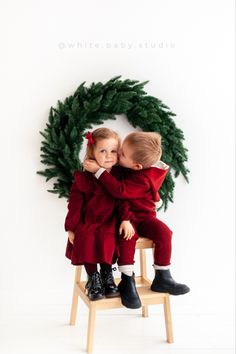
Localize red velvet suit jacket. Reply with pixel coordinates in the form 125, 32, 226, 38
96, 162, 169, 221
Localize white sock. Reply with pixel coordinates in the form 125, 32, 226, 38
153, 264, 170, 270
118, 265, 134, 276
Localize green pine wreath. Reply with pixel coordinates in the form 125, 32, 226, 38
37, 76, 189, 210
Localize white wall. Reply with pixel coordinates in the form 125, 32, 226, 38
0, 0, 234, 315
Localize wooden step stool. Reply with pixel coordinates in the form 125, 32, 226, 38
69, 237, 174, 352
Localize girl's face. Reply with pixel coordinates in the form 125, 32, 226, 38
93, 138, 119, 169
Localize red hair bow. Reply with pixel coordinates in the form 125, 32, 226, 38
85, 131, 95, 145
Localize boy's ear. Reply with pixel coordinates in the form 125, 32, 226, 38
133, 163, 143, 170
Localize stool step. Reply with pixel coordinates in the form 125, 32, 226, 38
113, 275, 151, 286
76, 281, 167, 310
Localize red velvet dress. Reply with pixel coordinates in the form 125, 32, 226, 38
64, 167, 131, 265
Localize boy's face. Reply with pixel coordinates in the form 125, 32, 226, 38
119, 141, 142, 169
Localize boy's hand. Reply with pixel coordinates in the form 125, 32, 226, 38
83, 159, 100, 173
119, 220, 135, 240
155, 199, 163, 209
68, 231, 75, 244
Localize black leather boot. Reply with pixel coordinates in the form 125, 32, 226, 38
85, 271, 105, 301
100, 267, 119, 298
151, 269, 190, 295
118, 273, 141, 309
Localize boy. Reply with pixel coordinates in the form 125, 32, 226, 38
84, 131, 190, 309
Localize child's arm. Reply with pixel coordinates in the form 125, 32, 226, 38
64, 174, 85, 233
96, 170, 150, 199
68, 230, 75, 244
96, 162, 169, 199
83, 159, 168, 199
116, 199, 135, 240
116, 199, 133, 221
83, 159, 148, 199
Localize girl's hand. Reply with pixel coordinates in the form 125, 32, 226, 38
119, 220, 135, 240
83, 159, 100, 173
68, 231, 75, 244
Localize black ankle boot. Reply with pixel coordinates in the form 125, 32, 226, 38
85, 271, 105, 301
100, 267, 119, 298
118, 273, 141, 309
151, 269, 190, 295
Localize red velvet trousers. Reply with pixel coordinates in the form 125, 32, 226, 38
117, 216, 173, 266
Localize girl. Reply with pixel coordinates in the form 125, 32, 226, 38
64, 128, 134, 301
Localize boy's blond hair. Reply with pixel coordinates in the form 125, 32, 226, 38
124, 131, 162, 168
85, 127, 120, 160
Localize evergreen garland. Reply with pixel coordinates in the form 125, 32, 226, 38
37, 76, 189, 210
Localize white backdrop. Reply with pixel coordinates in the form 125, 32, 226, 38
0, 0, 234, 318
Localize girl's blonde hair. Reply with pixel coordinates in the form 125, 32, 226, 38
124, 131, 162, 168
85, 127, 120, 160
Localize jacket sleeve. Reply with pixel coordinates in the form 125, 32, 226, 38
97, 171, 150, 199
115, 199, 134, 221
64, 178, 85, 232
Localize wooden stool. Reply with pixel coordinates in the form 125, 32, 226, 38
69, 237, 174, 352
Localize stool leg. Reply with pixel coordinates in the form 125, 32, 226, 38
142, 305, 149, 317
69, 266, 82, 325
139, 248, 149, 318
87, 304, 96, 353
163, 294, 174, 343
